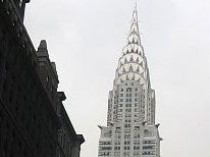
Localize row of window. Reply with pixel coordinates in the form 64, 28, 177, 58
119, 93, 141, 97
118, 103, 145, 108
115, 125, 141, 133
113, 151, 144, 156
100, 150, 156, 157
114, 145, 140, 150
118, 108, 142, 112
120, 87, 139, 92
98, 152, 110, 156
116, 125, 140, 130
142, 151, 156, 155
119, 98, 139, 102
102, 150, 156, 157
143, 145, 155, 149
100, 147, 112, 151
99, 141, 111, 145
115, 134, 141, 139
143, 140, 156, 144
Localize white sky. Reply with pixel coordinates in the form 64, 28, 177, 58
24, 0, 210, 157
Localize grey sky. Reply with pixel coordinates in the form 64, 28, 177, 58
25, 0, 210, 157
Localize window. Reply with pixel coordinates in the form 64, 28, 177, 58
144, 130, 153, 137
124, 134, 130, 138
123, 152, 129, 156
125, 119, 131, 122
126, 99, 132, 102
126, 104, 131, 107
143, 140, 156, 144
126, 88, 132, 92
115, 129, 121, 133
134, 140, 140, 145
124, 146, 130, 150
125, 114, 131, 117
114, 152, 120, 156
134, 151, 140, 155
134, 146, 140, 150
126, 93, 132, 97
125, 124, 131, 128
143, 146, 154, 149
124, 141, 130, 145
134, 134, 140, 138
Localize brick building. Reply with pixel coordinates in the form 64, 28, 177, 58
0, 0, 84, 157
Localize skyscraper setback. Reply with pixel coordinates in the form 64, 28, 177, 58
98, 6, 161, 157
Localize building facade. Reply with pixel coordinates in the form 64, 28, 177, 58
0, 0, 84, 157
98, 7, 162, 157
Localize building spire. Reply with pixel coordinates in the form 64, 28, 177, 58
127, 1, 141, 46
133, 0, 138, 23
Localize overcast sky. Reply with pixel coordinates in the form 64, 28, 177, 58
24, 0, 210, 157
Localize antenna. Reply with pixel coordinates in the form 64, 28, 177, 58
132, 0, 139, 23
134, 0, 138, 11
133, 0, 139, 11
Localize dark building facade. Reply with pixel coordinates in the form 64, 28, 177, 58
0, 1, 84, 157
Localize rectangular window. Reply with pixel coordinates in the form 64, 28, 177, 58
126, 104, 131, 107
126, 99, 132, 102
134, 146, 140, 150
125, 124, 131, 128
126, 93, 132, 97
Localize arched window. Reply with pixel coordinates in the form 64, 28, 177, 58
126, 88, 132, 92
144, 130, 153, 137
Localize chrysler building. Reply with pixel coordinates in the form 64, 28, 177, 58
98, 5, 162, 157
